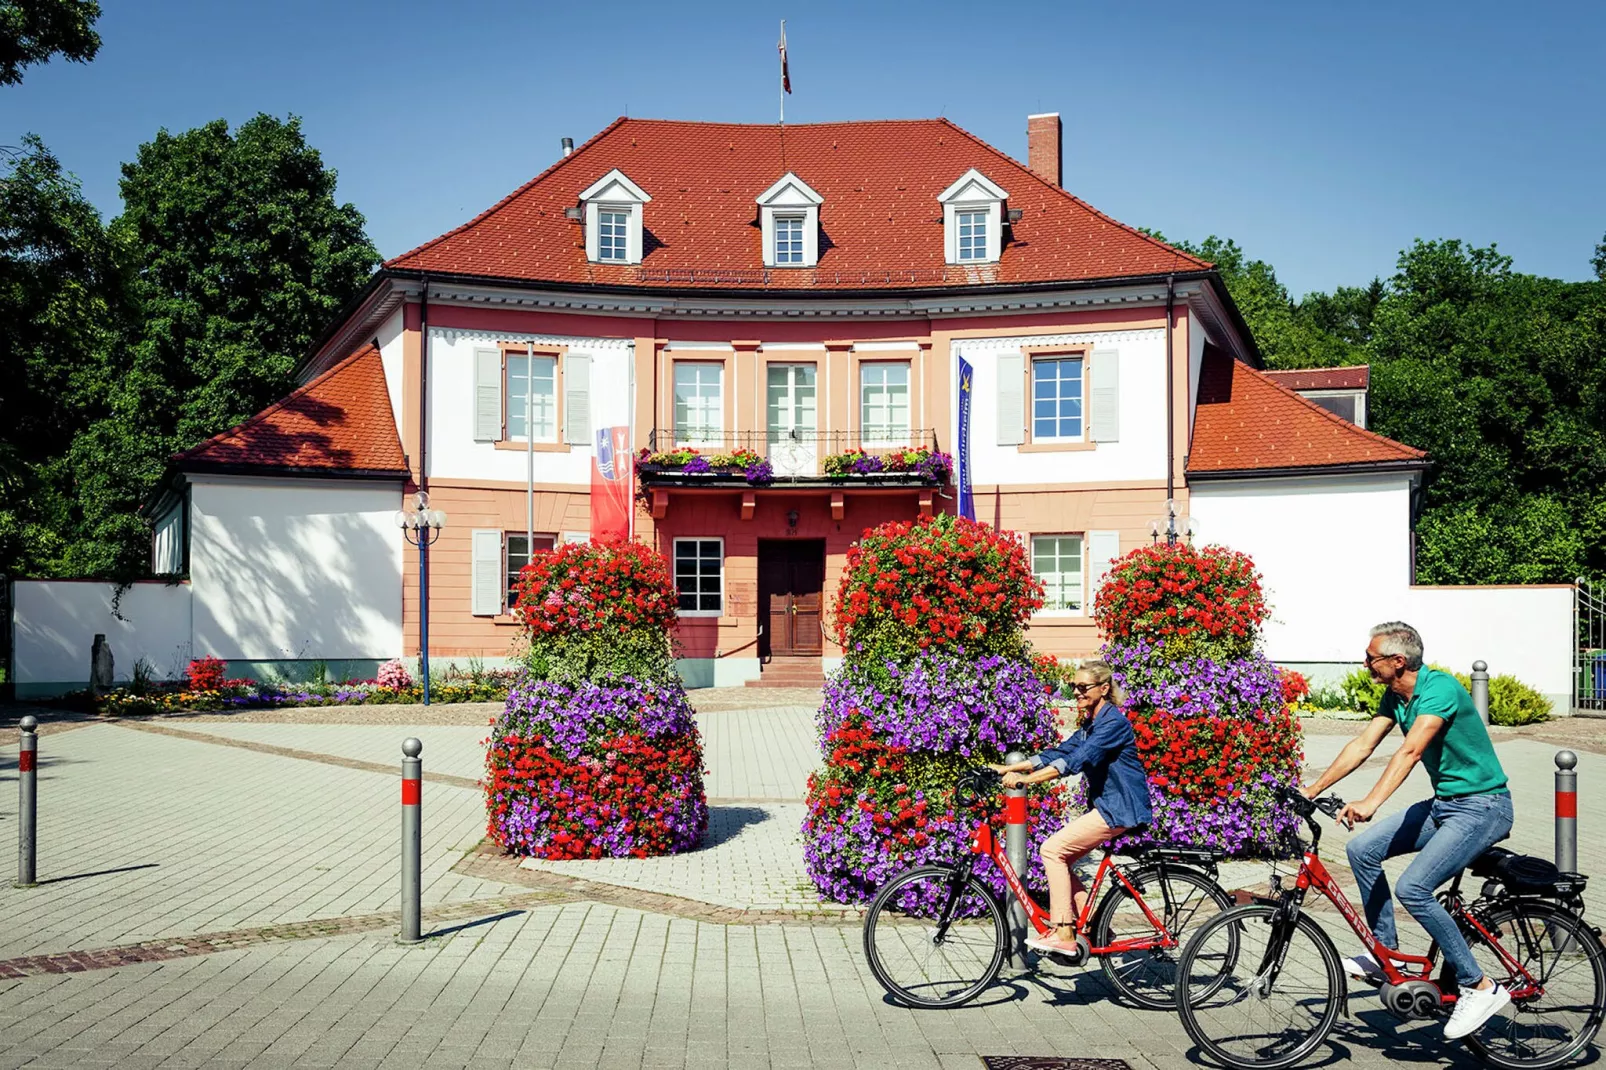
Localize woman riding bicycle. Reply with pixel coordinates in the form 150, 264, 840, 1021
989, 659, 1151, 957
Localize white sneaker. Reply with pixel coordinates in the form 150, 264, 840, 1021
1342, 952, 1382, 979
1444, 981, 1511, 1041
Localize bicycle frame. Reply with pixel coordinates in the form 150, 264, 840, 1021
1284, 817, 1544, 1003
967, 819, 1177, 955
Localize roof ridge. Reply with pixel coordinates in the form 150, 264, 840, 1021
1239, 358, 1422, 459
386, 116, 630, 269
934, 119, 1211, 272
174, 344, 381, 461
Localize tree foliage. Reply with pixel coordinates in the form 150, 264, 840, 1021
0, 0, 100, 85
0, 116, 378, 579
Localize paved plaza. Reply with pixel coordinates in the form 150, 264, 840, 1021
0, 696, 1602, 1069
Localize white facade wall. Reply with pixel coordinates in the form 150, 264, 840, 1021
425, 327, 634, 485
374, 307, 407, 442
188, 477, 404, 661
1190, 475, 1574, 707
13, 580, 193, 690
955, 329, 1167, 485
152, 501, 184, 574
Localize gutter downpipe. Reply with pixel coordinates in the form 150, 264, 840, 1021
418, 277, 430, 697
1165, 274, 1176, 537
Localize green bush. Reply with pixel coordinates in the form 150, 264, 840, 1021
1304, 683, 1351, 710
1486, 674, 1552, 725
1340, 667, 1386, 713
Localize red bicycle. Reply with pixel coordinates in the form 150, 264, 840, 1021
862, 767, 1235, 1009
1175, 787, 1605, 1069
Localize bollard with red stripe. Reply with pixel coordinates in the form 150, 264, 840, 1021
1003, 749, 1029, 958
17, 715, 37, 887
1556, 750, 1578, 875
400, 737, 423, 943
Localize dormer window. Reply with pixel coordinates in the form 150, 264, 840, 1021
956, 210, 988, 262
938, 168, 1008, 265
757, 172, 823, 268
579, 168, 651, 265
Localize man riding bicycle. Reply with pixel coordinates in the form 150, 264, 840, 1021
1301, 621, 1513, 1041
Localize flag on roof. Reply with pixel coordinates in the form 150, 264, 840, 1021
778, 21, 791, 94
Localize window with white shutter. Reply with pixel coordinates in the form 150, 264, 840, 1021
996, 352, 1024, 446
1089, 348, 1120, 443
564, 353, 591, 446
1088, 530, 1122, 606
470, 529, 505, 616
473, 349, 502, 442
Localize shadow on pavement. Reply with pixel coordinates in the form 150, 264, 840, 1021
36, 862, 161, 885
701, 805, 771, 849
425, 909, 525, 939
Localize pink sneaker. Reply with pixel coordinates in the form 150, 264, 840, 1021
1025, 931, 1082, 955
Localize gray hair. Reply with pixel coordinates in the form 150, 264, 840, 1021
1370, 621, 1424, 670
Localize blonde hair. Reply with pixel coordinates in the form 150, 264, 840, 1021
1076, 659, 1126, 710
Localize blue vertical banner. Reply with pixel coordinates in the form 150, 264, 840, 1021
957, 354, 975, 521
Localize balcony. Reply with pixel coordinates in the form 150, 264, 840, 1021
637, 430, 951, 520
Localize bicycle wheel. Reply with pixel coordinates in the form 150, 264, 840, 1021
862, 864, 1008, 1009
1176, 902, 1344, 1070
1458, 900, 1605, 1069
1092, 865, 1235, 1009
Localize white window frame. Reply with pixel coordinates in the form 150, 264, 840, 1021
773, 214, 805, 265
673, 537, 724, 617
956, 209, 988, 262
504, 352, 558, 442
757, 172, 823, 268
938, 168, 1008, 265
505, 531, 557, 611
1031, 355, 1086, 443
1032, 534, 1086, 616
859, 361, 911, 447
673, 362, 725, 447
596, 208, 630, 262
579, 168, 651, 264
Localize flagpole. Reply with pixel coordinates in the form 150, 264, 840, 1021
779, 19, 786, 124
526, 342, 534, 558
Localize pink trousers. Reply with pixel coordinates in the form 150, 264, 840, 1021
1040, 809, 1126, 926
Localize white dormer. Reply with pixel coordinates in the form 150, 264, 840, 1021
938, 168, 1008, 265
756, 172, 823, 268
579, 168, 651, 265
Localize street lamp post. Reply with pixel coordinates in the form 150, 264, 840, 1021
395, 491, 447, 705
1147, 499, 1196, 546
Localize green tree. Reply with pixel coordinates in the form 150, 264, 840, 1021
0, 0, 100, 85
0, 135, 125, 575
65, 114, 379, 576
1593, 232, 1605, 281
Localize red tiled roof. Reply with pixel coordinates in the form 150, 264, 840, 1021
174, 345, 407, 475
1189, 349, 1423, 475
1261, 365, 1370, 392
386, 118, 1207, 290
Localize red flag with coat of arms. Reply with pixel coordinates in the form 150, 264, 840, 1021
590, 426, 633, 540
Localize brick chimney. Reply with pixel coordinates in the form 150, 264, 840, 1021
1027, 112, 1062, 187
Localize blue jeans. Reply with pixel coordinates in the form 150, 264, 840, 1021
1344, 791, 1513, 986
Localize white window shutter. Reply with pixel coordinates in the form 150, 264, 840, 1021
471, 529, 504, 616
1090, 347, 1120, 443
996, 353, 1024, 446
565, 353, 592, 446
1088, 530, 1122, 606
473, 348, 502, 442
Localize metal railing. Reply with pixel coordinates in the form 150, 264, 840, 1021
642, 429, 941, 479
1577, 577, 1605, 713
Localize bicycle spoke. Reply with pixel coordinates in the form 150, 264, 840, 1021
863, 866, 1006, 1008
1463, 903, 1606, 1069
1095, 868, 1230, 1010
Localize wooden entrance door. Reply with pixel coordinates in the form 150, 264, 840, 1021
758, 540, 825, 658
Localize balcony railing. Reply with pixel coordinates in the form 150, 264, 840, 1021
639, 428, 947, 484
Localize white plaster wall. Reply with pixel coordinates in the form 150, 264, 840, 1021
1187, 309, 1207, 433
956, 329, 1167, 485
152, 502, 184, 574
425, 327, 634, 484
13, 581, 193, 686
374, 307, 406, 444
188, 477, 404, 661
1190, 475, 1574, 704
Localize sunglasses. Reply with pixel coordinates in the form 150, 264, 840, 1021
1362, 651, 1401, 667
1071, 682, 1106, 694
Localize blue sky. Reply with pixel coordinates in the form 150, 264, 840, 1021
6, 0, 1603, 297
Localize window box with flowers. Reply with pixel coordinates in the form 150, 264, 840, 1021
636, 447, 774, 484
820, 446, 953, 484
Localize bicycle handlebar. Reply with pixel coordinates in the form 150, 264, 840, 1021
1276, 785, 1346, 849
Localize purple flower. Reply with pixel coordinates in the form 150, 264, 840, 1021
682, 456, 712, 474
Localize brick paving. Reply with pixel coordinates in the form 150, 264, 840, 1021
0, 695, 1602, 1068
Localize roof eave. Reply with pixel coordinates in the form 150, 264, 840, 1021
174, 460, 412, 481
1186, 457, 1431, 482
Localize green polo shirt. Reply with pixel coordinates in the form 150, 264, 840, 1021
1377, 666, 1507, 798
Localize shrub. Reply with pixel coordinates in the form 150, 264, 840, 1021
831, 514, 1042, 662
485, 675, 708, 859
376, 658, 413, 690
1340, 667, 1386, 713
1093, 542, 1268, 659
1488, 674, 1552, 725
186, 655, 227, 692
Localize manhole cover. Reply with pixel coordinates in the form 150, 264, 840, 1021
981, 1060, 1132, 1070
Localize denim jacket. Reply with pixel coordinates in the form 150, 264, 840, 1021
1028, 701, 1153, 830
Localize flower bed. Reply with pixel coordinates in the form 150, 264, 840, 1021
486, 675, 707, 859
1093, 542, 1303, 857
804, 515, 1059, 904
487, 537, 707, 860
93, 676, 514, 717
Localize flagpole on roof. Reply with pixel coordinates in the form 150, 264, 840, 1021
778, 19, 789, 125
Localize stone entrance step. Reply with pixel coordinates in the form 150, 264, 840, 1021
746, 657, 825, 688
